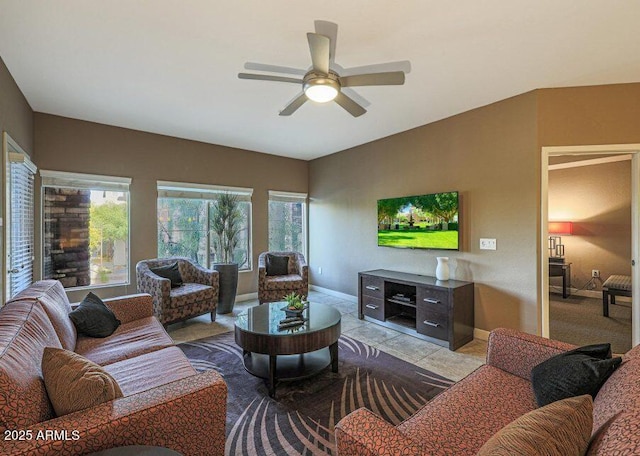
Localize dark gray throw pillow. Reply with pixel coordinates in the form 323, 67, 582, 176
69, 292, 121, 338
531, 343, 622, 407
150, 261, 183, 288
266, 254, 289, 276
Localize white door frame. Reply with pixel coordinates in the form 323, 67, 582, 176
541, 144, 640, 346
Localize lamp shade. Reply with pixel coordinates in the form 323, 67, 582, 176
549, 221, 573, 235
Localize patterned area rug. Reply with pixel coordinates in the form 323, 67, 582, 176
179, 332, 453, 455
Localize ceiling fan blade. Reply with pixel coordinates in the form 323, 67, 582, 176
342, 88, 371, 108
339, 71, 405, 87
340, 60, 412, 76
279, 92, 308, 116
307, 33, 330, 74
314, 20, 338, 63
238, 73, 302, 84
334, 92, 366, 117
244, 62, 306, 76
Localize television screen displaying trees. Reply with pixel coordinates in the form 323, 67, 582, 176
377, 191, 459, 250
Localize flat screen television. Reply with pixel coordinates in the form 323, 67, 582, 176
377, 191, 459, 250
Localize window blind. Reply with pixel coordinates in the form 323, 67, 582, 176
9, 157, 36, 297
40, 170, 131, 191
157, 181, 253, 202
268, 190, 308, 203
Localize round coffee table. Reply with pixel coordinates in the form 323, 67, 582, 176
235, 301, 341, 397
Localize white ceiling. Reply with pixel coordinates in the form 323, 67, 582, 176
1, 1, 639, 161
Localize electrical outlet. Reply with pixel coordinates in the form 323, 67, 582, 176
480, 238, 497, 250
592, 269, 600, 278
318, 267, 322, 275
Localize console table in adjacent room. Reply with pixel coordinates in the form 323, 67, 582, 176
549, 260, 571, 299
358, 269, 474, 351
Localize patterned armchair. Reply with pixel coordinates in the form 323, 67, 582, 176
136, 257, 219, 325
258, 251, 309, 304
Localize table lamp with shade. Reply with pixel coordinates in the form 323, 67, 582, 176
548, 221, 573, 262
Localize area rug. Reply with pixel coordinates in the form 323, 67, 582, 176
179, 332, 453, 455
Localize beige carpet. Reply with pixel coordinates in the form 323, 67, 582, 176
550, 294, 631, 354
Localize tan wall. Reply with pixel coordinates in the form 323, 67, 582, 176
309, 92, 541, 334
0, 57, 33, 155
548, 160, 632, 292
538, 83, 640, 146
34, 113, 308, 302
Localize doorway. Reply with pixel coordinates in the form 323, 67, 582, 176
541, 145, 640, 348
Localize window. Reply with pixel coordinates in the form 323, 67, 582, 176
41, 171, 131, 288
3, 133, 37, 299
268, 191, 307, 254
157, 182, 253, 271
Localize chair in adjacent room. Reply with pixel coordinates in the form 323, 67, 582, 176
136, 257, 219, 326
258, 251, 308, 304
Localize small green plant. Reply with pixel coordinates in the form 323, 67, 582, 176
283, 292, 305, 310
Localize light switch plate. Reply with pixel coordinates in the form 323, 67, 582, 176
480, 238, 497, 250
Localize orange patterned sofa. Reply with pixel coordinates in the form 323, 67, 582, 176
335, 328, 640, 455
0, 280, 227, 456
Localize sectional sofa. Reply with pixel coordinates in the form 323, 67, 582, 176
335, 328, 639, 455
0, 280, 227, 455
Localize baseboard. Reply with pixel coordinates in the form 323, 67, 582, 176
550, 288, 632, 303
310, 285, 358, 303
235, 292, 258, 302
473, 328, 490, 341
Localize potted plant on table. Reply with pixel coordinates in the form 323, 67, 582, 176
211, 192, 244, 314
283, 292, 307, 317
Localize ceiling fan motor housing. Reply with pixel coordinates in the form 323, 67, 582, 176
303, 71, 340, 102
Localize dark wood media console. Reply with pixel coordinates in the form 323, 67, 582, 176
358, 269, 474, 350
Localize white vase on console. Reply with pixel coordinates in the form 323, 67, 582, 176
435, 257, 450, 281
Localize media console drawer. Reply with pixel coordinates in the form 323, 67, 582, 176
358, 269, 474, 351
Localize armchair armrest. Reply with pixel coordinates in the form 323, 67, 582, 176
487, 328, 576, 380
102, 293, 154, 324
184, 261, 219, 290
1, 370, 227, 456
296, 254, 308, 285
335, 408, 425, 456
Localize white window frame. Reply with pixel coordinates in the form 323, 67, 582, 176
157, 181, 254, 271
40, 170, 132, 289
268, 190, 308, 258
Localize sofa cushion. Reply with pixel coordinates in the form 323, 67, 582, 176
0, 301, 60, 431
104, 347, 196, 396
75, 316, 173, 365
150, 261, 183, 288
397, 365, 537, 455
587, 412, 640, 455
168, 283, 215, 309
8, 279, 77, 351
266, 254, 289, 276
70, 292, 122, 338
592, 357, 640, 431
531, 344, 621, 407
42, 347, 123, 417
264, 274, 305, 291
477, 395, 593, 456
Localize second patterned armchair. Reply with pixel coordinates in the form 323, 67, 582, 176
136, 257, 219, 325
258, 252, 308, 304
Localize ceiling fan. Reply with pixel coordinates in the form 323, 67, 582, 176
238, 20, 407, 117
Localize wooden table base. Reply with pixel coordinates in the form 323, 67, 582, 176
242, 342, 339, 397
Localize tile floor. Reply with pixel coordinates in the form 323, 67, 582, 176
168, 289, 487, 381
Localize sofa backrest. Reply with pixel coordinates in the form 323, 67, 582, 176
0, 299, 60, 431
8, 280, 77, 351
588, 345, 640, 454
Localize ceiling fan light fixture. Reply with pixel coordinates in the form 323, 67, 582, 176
303, 76, 340, 103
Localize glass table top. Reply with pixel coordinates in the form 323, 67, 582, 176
235, 301, 341, 336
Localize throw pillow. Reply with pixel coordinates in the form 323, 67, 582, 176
476, 394, 593, 456
531, 343, 622, 407
41, 347, 123, 417
150, 261, 183, 288
69, 292, 121, 338
266, 254, 289, 276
